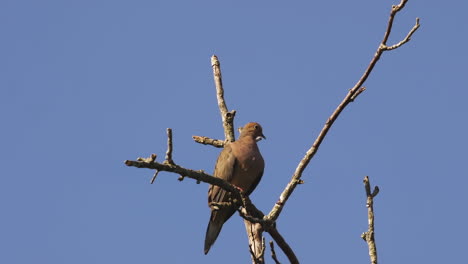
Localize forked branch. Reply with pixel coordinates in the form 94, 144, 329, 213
361, 176, 380, 264
264, 0, 419, 224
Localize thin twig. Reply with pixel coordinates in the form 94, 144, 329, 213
384, 18, 420, 50
350, 87, 366, 102
164, 128, 174, 165
268, 226, 299, 264
264, 0, 419, 224
361, 176, 379, 264
269, 241, 281, 264
192, 135, 225, 148
211, 55, 236, 142
150, 170, 159, 184
148, 154, 159, 184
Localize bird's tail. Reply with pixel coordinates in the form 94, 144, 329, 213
204, 214, 223, 255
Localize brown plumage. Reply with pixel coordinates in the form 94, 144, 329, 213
204, 122, 266, 254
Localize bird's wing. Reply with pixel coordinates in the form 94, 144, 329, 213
205, 143, 239, 254
208, 143, 237, 208
245, 168, 264, 196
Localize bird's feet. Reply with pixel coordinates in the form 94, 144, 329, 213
233, 185, 245, 193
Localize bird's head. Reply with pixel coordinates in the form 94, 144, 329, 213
239, 122, 266, 141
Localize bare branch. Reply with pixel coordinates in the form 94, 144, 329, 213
241, 191, 266, 264
211, 55, 236, 142
192, 135, 225, 148
350, 87, 366, 102
361, 176, 379, 264
383, 18, 420, 50
239, 196, 267, 224
239, 207, 297, 264
268, 227, 299, 264
164, 128, 175, 165
125, 158, 240, 195
264, 0, 420, 224
269, 241, 281, 264
239, 210, 265, 224
247, 224, 265, 264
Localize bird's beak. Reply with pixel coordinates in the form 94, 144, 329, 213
256, 133, 266, 141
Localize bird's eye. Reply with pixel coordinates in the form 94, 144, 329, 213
254, 125, 258, 129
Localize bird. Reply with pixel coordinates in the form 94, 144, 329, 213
204, 122, 266, 254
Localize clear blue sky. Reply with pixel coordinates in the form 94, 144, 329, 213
2, 1, 466, 263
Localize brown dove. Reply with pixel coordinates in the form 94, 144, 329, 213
204, 122, 266, 254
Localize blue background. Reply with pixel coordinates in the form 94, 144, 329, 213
2, 0, 466, 263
